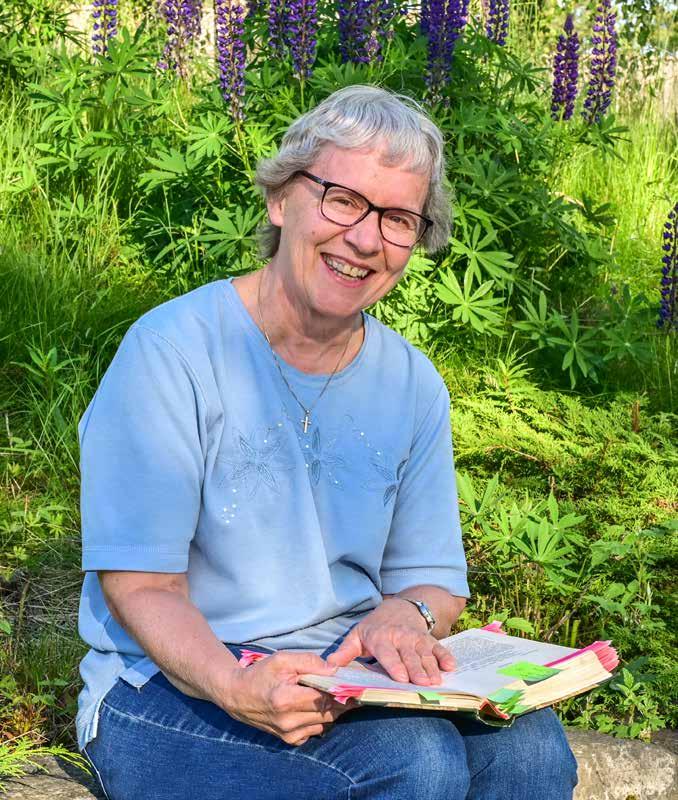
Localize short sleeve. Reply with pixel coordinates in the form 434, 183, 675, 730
380, 382, 470, 598
79, 324, 207, 573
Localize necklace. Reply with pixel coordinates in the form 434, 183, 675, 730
257, 271, 354, 434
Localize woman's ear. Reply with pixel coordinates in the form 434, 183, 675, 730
266, 190, 286, 227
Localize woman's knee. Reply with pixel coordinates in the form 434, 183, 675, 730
342, 711, 470, 800
494, 709, 578, 797
515, 709, 578, 784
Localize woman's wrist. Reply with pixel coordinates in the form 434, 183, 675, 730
378, 595, 430, 632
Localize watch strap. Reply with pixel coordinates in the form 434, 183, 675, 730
400, 597, 436, 632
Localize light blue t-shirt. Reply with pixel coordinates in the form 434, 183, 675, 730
76, 277, 469, 750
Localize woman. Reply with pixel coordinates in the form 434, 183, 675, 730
77, 85, 577, 799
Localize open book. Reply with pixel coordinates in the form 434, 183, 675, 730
238, 624, 618, 725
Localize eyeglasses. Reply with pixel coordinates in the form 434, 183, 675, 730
295, 170, 432, 248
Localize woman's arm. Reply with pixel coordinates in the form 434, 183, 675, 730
99, 571, 239, 702
99, 571, 349, 746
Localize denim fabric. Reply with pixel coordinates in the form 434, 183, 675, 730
83, 646, 577, 800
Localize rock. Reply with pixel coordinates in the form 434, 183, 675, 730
1, 756, 105, 800
2, 730, 676, 799
566, 728, 678, 800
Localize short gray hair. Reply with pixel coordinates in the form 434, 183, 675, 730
255, 85, 452, 257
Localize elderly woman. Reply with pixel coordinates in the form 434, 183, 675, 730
77, 85, 577, 799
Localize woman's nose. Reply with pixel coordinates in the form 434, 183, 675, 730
343, 209, 382, 255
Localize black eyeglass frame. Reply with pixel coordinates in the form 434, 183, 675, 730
295, 170, 433, 248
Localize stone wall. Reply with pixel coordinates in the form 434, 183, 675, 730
3, 729, 676, 800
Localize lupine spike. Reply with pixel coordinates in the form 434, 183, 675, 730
246, 0, 263, 18
425, 0, 470, 103
287, 0, 318, 80
337, 0, 373, 64
551, 13, 580, 121
268, 0, 287, 58
582, 0, 617, 124
215, 0, 246, 120
658, 202, 678, 332
92, 0, 118, 56
486, 0, 509, 45
159, 0, 202, 76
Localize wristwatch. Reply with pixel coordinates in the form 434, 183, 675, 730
400, 597, 436, 633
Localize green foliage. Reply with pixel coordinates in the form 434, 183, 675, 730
0, 0, 675, 763
0, 735, 88, 791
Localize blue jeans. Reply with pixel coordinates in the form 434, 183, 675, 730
83, 647, 578, 800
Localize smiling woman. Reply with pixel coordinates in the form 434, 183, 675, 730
76, 85, 577, 800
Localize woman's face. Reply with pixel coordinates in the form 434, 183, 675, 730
267, 143, 430, 323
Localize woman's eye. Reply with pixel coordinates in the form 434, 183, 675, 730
385, 213, 416, 230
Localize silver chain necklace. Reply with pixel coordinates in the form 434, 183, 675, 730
257, 272, 354, 434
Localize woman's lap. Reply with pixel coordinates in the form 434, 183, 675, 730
84, 672, 577, 800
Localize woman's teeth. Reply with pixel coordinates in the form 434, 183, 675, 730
324, 255, 369, 280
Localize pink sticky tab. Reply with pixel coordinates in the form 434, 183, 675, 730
545, 641, 618, 671
329, 685, 365, 704
481, 621, 507, 635
238, 649, 269, 667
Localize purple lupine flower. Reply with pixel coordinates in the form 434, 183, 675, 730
337, 0, 373, 63
485, 0, 509, 45
338, 0, 402, 64
159, 0, 202, 76
92, 0, 118, 56
287, 0, 318, 79
215, 0, 246, 120
425, 0, 470, 103
551, 14, 580, 120
582, 0, 617, 124
376, 0, 404, 48
658, 202, 678, 331
246, 0, 263, 18
268, 0, 286, 58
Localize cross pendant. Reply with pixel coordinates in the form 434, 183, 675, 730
301, 412, 311, 434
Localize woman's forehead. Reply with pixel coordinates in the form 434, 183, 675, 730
311, 144, 430, 201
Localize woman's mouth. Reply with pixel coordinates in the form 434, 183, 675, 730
322, 254, 372, 284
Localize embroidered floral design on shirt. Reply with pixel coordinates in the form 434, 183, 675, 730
366, 457, 409, 505
305, 427, 347, 488
282, 402, 348, 490
218, 425, 294, 499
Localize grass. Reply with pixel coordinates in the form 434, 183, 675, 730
558, 106, 678, 297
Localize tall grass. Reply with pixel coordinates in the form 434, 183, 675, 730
559, 107, 678, 296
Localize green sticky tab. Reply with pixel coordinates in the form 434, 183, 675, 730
418, 691, 442, 704
498, 662, 561, 682
511, 704, 531, 715
488, 688, 523, 705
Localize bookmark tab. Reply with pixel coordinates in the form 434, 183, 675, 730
498, 662, 561, 682
238, 649, 269, 667
487, 688, 523, 705
418, 691, 442, 704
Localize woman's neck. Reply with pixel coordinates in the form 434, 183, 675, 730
232, 267, 364, 375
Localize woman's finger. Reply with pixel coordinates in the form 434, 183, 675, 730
286, 722, 330, 746
399, 640, 433, 685
368, 637, 410, 683
420, 651, 442, 683
432, 642, 456, 671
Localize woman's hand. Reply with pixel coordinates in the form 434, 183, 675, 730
326, 598, 456, 685
222, 652, 352, 746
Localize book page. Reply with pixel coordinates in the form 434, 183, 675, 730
328, 629, 576, 698
435, 630, 575, 696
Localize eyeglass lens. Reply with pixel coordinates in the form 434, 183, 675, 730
322, 186, 424, 247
